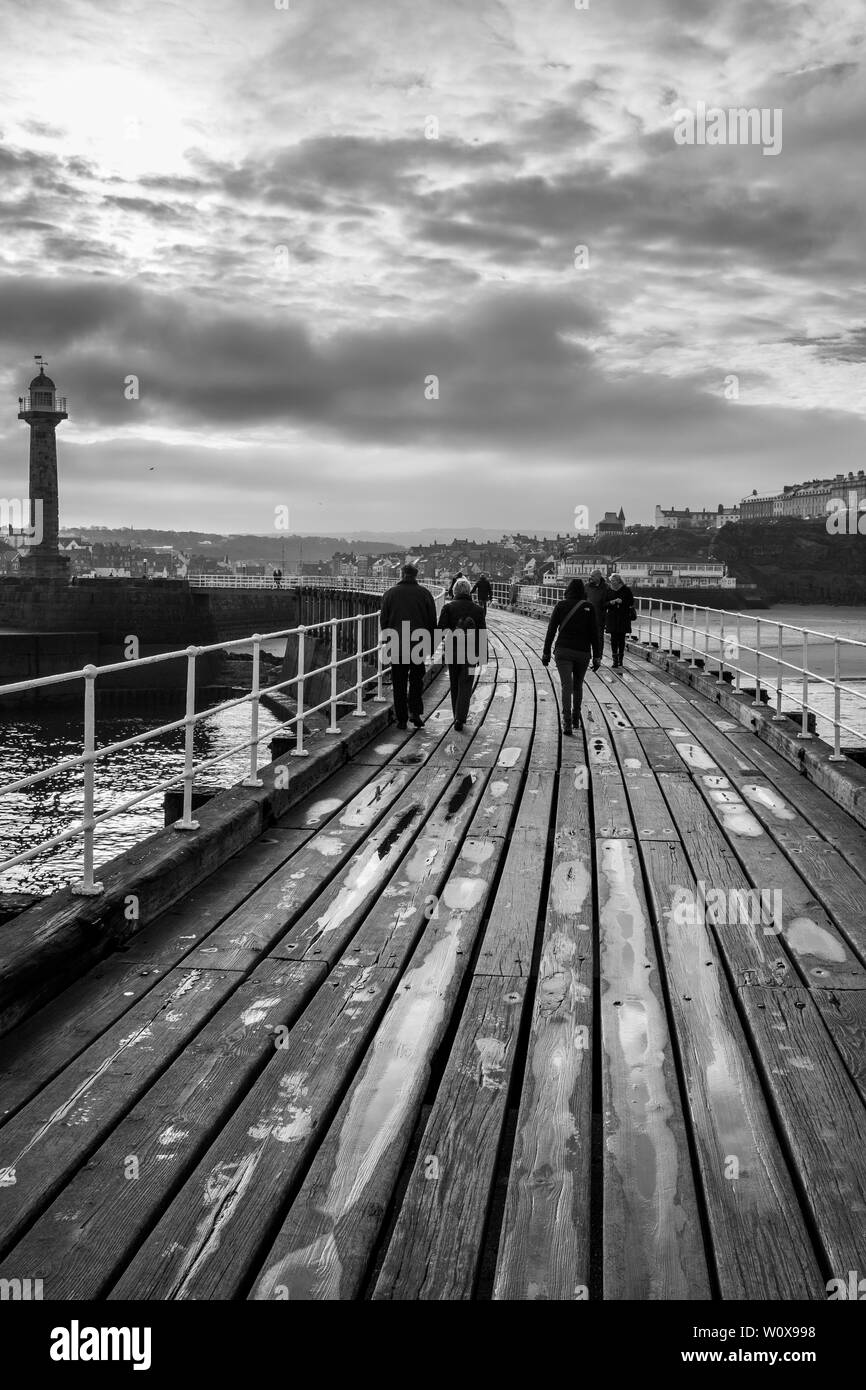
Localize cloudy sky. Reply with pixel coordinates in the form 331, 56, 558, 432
1, 0, 865, 537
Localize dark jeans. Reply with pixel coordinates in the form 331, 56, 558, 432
554, 647, 591, 724
447, 663, 474, 723
390, 663, 425, 723
609, 633, 626, 664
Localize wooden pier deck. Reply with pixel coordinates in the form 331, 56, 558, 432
1, 609, 864, 1301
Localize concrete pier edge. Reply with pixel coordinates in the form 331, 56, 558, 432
0, 662, 440, 1038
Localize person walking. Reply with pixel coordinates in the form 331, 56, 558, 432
541, 578, 601, 735
379, 563, 437, 729
438, 578, 486, 731
470, 573, 492, 613
509, 579, 519, 611
585, 568, 610, 653
605, 572, 635, 668
447, 569, 464, 598
273, 567, 282, 589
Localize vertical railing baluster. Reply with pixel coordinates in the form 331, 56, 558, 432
717, 612, 725, 685
293, 625, 309, 755
799, 631, 811, 739
772, 623, 786, 721
830, 637, 846, 761
752, 619, 763, 707
177, 646, 200, 829
73, 665, 104, 895
243, 634, 264, 786
327, 618, 341, 733
353, 614, 366, 716
374, 610, 387, 701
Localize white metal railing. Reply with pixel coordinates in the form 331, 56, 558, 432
0, 582, 443, 896
634, 598, 866, 758
188, 573, 392, 592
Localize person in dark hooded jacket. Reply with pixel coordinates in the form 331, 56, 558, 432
585, 568, 610, 649
541, 578, 601, 734
470, 574, 492, 612
605, 572, 634, 668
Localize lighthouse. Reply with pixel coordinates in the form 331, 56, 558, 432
17, 357, 69, 577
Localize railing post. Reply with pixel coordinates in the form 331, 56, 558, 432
292, 625, 310, 756
752, 618, 763, 707
716, 612, 726, 685
72, 665, 104, 895
352, 613, 366, 717
734, 613, 742, 690
176, 646, 201, 829
243, 634, 264, 785
326, 618, 341, 734
689, 605, 698, 668
829, 637, 846, 761
772, 623, 787, 721
374, 610, 387, 701
798, 631, 812, 739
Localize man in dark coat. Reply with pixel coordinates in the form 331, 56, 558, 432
447, 570, 464, 598
380, 564, 437, 728
438, 578, 487, 731
585, 567, 610, 650
470, 574, 493, 612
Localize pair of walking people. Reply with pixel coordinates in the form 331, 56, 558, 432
542, 572, 634, 733
380, 566, 485, 731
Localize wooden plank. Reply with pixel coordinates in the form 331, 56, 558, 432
635, 728, 684, 774
0, 958, 173, 1130
108, 956, 399, 1300
0, 965, 239, 1259
597, 836, 711, 1299
245, 839, 506, 1301
671, 752, 866, 990
474, 769, 554, 977
641, 841, 827, 1298
0, 959, 323, 1299
739, 986, 866, 1278
812, 989, 866, 1107
371, 975, 527, 1299
492, 767, 593, 1299
658, 774, 818, 989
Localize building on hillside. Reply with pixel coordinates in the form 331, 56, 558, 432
655, 503, 740, 529
614, 559, 735, 589
740, 471, 866, 522
596, 507, 625, 536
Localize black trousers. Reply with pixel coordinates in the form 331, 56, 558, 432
609, 632, 626, 664
390, 663, 425, 723
447, 663, 474, 723
554, 647, 591, 723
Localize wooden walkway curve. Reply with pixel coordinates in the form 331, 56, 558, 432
0, 609, 864, 1300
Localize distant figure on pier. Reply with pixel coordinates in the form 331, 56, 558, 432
509, 580, 519, 611
541, 578, 601, 735
447, 569, 464, 598
380, 564, 437, 730
605, 572, 635, 669
439, 578, 487, 732
470, 573, 492, 613
273, 568, 282, 589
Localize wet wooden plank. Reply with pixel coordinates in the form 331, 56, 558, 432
672, 752, 866, 990
635, 728, 684, 774
811, 989, 866, 1107
0, 958, 172, 1130
372, 975, 526, 1299
108, 957, 398, 1300
0, 959, 323, 1299
492, 773, 593, 1299
657, 775, 793, 987
597, 836, 711, 1299
0, 965, 237, 1260
246, 845, 505, 1301
641, 841, 827, 1298
474, 769, 554, 977
739, 986, 866, 1279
